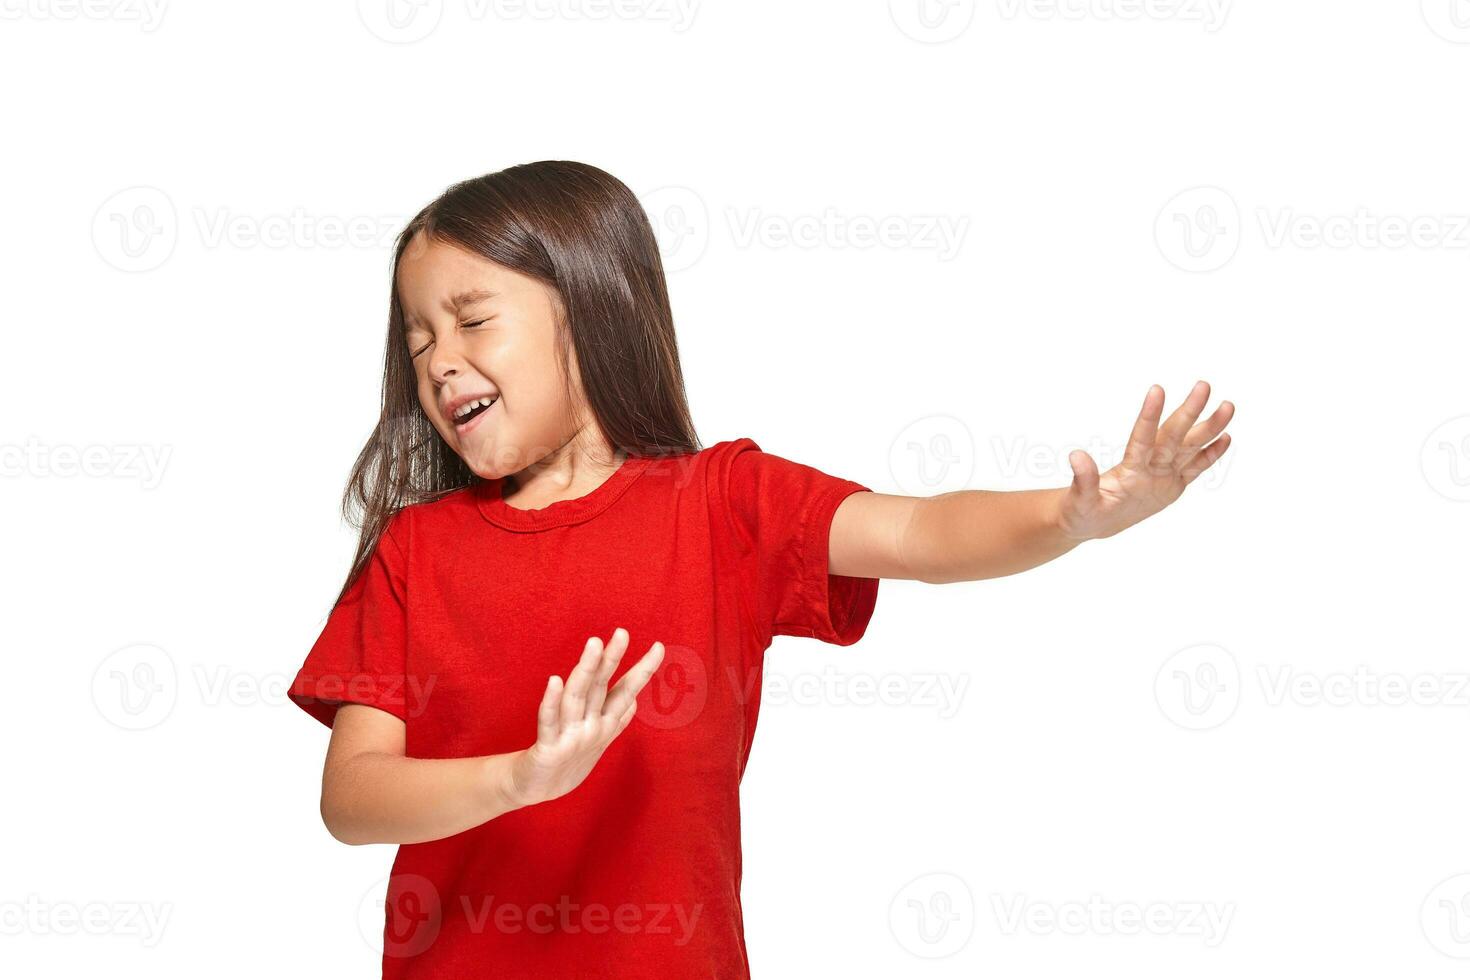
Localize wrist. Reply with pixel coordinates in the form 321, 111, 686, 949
485, 751, 529, 816
1047, 488, 1091, 546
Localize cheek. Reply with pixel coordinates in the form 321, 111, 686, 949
416, 377, 444, 425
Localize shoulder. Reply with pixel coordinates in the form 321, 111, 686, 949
671, 437, 768, 493
704, 437, 868, 494
698, 436, 872, 528
380, 484, 483, 551
682, 436, 762, 465
687, 436, 761, 474
630, 438, 758, 495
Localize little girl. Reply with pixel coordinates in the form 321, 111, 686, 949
287, 160, 1234, 979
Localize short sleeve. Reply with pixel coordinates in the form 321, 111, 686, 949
287, 512, 415, 728
721, 438, 879, 646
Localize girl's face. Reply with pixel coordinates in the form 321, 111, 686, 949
396, 231, 588, 479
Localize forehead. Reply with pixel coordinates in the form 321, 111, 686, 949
397, 234, 544, 327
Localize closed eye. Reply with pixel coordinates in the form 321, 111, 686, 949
408, 318, 492, 359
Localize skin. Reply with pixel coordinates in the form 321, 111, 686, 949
319, 233, 1235, 846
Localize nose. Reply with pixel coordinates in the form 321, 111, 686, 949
427, 338, 465, 386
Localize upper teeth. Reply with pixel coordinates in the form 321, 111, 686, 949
453, 396, 496, 420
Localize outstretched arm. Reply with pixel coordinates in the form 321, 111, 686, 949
830, 382, 1235, 584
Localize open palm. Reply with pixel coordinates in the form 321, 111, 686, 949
508, 628, 665, 808
1057, 381, 1235, 542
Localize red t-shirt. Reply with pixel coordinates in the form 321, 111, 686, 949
288, 437, 880, 979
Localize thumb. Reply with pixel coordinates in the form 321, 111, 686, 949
1067, 449, 1099, 497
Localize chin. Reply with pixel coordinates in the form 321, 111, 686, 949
458, 448, 500, 481
468, 462, 502, 481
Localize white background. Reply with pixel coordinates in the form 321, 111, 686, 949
4, 1, 1469, 976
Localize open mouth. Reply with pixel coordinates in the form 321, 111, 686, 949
452, 395, 498, 428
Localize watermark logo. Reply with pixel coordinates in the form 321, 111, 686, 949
639, 187, 969, 270
361, 873, 442, 958
1422, 415, 1470, 502
1158, 186, 1470, 272
91, 643, 178, 731
92, 186, 177, 273
1422, 874, 1470, 958
359, 877, 702, 950
889, 872, 976, 958
1154, 643, 1239, 731
91, 650, 440, 728
636, 642, 708, 730
357, 0, 444, 42
889, 0, 976, 43
641, 185, 710, 273
889, 414, 976, 496
93, 187, 407, 271
1155, 186, 1240, 273
1422, 0, 1470, 43
1158, 648, 1470, 729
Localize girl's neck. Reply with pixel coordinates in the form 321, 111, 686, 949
501, 431, 625, 510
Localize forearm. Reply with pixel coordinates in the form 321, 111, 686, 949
321, 750, 524, 846
904, 487, 1082, 584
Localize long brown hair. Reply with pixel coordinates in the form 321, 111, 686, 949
333, 161, 701, 604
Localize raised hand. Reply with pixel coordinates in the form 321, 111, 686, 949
507, 628, 665, 808
1057, 381, 1235, 542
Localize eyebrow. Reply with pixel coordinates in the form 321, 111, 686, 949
444, 289, 497, 313
404, 289, 498, 329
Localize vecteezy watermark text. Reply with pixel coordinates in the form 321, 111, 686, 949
0, 0, 167, 30
1157, 186, 1470, 273
1155, 643, 1470, 731
0, 895, 172, 946
725, 207, 969, 261
990, 893, 1235, 946
995, 0, 1230, 31
1, 437, 171, 488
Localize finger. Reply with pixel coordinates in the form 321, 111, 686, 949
603, 642, 665, 719
1157, 380, 1211, 461
584, 627, 629, 717
1121, 385, 1165, 471
1179, 400, 1235, 464
1182, 433, 1232, 484
560, 636, 604, 727
1067, 449, 1099, 498
536, 675, 563, 745
594, 700, 640, 750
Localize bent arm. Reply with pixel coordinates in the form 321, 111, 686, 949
320, 703, 523, 846
829, 487, 1078, 584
